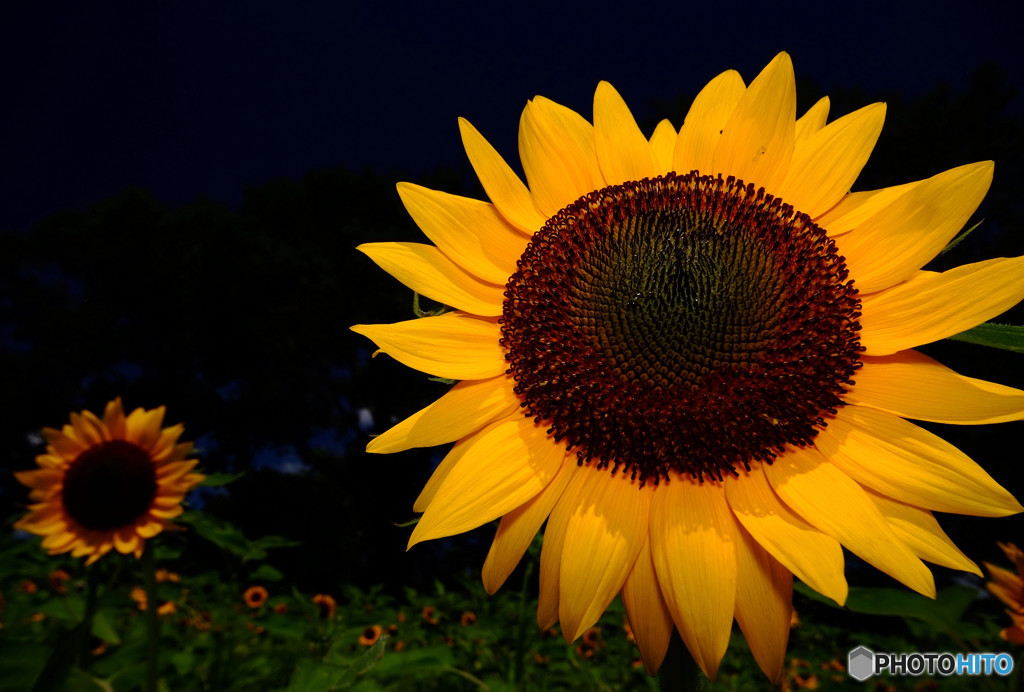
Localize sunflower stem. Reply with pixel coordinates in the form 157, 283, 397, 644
658, 630, 707, 691
142, 547, 160, 692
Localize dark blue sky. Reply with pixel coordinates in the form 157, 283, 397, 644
2, 1, 1020, 232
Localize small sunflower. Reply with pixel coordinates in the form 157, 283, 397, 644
312, 593, 337, 619
244, 586, 269, 609
353, 53, 1024, 680
15, 398, 203, 565
984, 542, 1024, 644
359, 624, 383, 647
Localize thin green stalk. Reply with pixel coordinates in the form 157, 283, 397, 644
658, 630, 707, 691
142, 548, 160, 692
509, 560, 534, 688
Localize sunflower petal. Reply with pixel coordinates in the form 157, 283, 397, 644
358, 242, 506, 317
622, 537, 674, 675
482, 454, 575, 594
859, 256, 1024, 354
794, 96, 829, 145
351, 313, 506, 380
673, 69, 746, 175
767, 446, 936, 597
734, 526, 792, 683
518, 95, 604, 217
409, 416, 565, 546
459, 117, 547, 234
712, 52, 796, 193
725, 464, 848, 605
558, 469, 652, 641
593, 81, 660, 185
814, 180, 918, 236
848, 350, 1024, 424
102, 398, 127, 439
866, 490, 981, 576
838, 162, 993, 293
369, 375, 520, 454
650, 476, 736, 680
648, 119, 677, 172
774, 103, 885, 219
538, 478, 574, 629
126, 406, 165, 450
396, 183, 524, 285
815, 406, 1022, 517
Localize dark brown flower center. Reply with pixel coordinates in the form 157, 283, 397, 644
62, 440, 158, 530
500, 172, 862, 483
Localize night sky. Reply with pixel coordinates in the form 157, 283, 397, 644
3, 1, 1021, 232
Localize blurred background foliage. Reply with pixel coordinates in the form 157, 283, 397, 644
1, 67, 1023, 598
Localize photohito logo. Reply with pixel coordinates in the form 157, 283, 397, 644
848, 646, 1014, 681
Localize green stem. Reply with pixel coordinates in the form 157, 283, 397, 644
509, 560, 534, 688
658, 630, 707, 691
142, 548, 159, 692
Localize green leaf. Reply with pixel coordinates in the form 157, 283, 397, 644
795, 583, 977, 641
253, 535, 302, 550
947, 322, 1024, 353
90, 609, 121, 645
249, 564, 284, 581
199, 472, 246, 487
177, 512, 266, 561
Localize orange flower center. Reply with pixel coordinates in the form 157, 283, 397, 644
63, 440, 158, 530
500, 172, 862, 483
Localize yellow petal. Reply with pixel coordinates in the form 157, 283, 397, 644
71, 411, 105, 446
838, 162, 993, 293
538, 475, 574, 629
621, 536, 674, 675
44, 427, 85, 459
734, 526, 792, 683
358, 242, 506, 317
369, 375, 520, 454
712, 52, 795, 193
396, 182, 524, 285
482, 454, 575, 594
558, 468, 652, 641
673, 70, 746, 175
813, 180, 918, 236
859, 256, 1024, 355
409, 415, 565, 546
518, 95, 604, 217
459, 117, 547, 235
125, 407, 164, 450
814, 406, 1022, 517
648, 119, 677, 172
351, 313, 506, 380
866, 490, 981, 576
102, 398, 127, 439
411, 428, 473, 513
765, 445, 935, 597
593, 81, 660, 185
774, 103, 885, 218
150, 424, 185, 461
650, 476, 736, 680
794, 96, 829, 146
113, 527, 140, 555
848, 350, 1024, 424
724, 464, 848, 605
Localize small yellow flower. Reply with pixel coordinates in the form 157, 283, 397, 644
15, 399, 203, 564
358, 624, 383, 646
244, 586, 268, 608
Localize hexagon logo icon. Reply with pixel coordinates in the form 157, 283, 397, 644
848, 646, 875, 681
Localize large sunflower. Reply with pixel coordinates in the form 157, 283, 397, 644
352, 53, 1024, 680
15, 398, 204, 565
